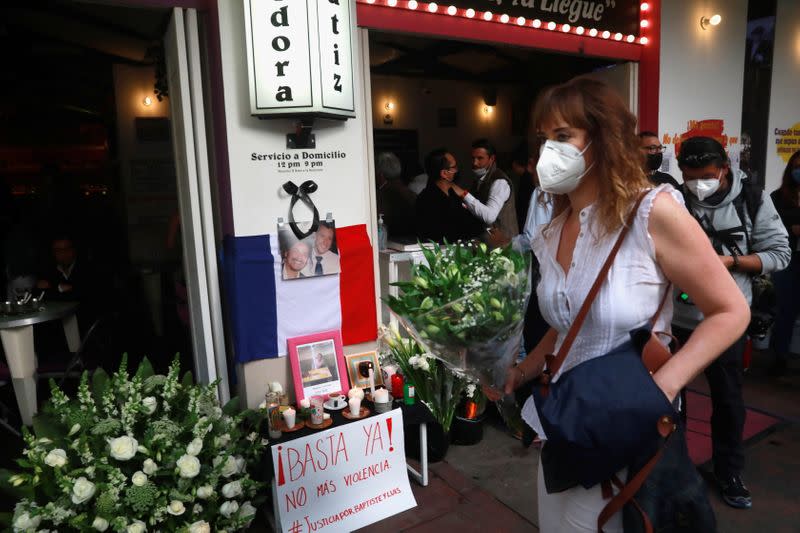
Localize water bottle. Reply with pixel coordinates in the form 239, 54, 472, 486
377, 213, 388, 250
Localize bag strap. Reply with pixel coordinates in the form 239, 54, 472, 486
541, 191, 648, 384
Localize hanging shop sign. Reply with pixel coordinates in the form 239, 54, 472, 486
375, 0, 643, 38
271, 410, 417, 532
244, 0, 357, 119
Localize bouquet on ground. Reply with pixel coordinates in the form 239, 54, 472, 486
379, 325, 467, 433
3, 356, 268, 533
386, 242, 530, 390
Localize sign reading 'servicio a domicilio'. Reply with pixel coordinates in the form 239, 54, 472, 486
243, 0, 356, 119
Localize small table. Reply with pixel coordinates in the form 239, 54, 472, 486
0, 301, 80, 426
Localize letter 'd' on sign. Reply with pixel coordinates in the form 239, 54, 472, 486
243, 0, 357, 119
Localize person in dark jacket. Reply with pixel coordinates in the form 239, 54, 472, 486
415, 148, 482, 244
769, 149, 800, 375
639, 131, 680, 188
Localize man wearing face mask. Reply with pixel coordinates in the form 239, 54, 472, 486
639, 131, 680, 188
673, 136, 790, 510
449, 139, 518, 240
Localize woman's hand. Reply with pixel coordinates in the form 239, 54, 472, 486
482, 366, 525, 401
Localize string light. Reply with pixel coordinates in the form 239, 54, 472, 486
602, 30, 611, 39
447, 5, 456, 15
547, 21, 556, 30
427, 2, 438, 13
641, 2, 649, 11
465, 8, 474, 17
500, 13, 509, 23
640, 19, 649, 28
614, 32, 623, 40
561, 24, 571, 32
407, 0, 417, 8
516, 16, 525, 25
640, 36, 649, 44
483, 11, 492, 21
387, 0, 397, 6
576, 26, 585, 35
589, 28, 598, 37
532, 19, 541, 28
626, 34, 635, 42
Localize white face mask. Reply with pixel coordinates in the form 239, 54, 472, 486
685, 172, 722, 201
536, 140, 593, 195
473, 166, 489, 178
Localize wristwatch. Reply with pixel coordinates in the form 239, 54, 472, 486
731, 254, 740, 271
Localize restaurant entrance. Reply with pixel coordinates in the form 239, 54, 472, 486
0, 2, 228, 411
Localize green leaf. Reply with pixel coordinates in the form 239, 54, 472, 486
32, 412, 64, 441
222, 396, 241, 416
135, 357, 155, 380
92, 368, 110, 400
181, 371, 194, 388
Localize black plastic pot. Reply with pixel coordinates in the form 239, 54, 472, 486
451, 414, 485, 446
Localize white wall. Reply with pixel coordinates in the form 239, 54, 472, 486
658, 0, 748, 177
764, 0, 800, 193
371, 75, 525, 166
217, 2, 376, 407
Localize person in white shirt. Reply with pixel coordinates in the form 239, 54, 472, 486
449, 139, 518, 239
302, 222, 340, 276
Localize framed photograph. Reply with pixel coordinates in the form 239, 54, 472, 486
277, 220, 341, 280
288, 330, 349, 401
345, 351, 384, 389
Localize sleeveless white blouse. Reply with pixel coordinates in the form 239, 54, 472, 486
522, 184, 683, 437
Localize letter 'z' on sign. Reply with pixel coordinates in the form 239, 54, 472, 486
243, 0, 357, 119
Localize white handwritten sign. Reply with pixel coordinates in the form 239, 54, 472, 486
272, 409, 417, 532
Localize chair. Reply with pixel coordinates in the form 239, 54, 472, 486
36, 315, 115, 385
0, 362, 22, 436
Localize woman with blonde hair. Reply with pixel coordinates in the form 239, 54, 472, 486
486, 76, 749, 531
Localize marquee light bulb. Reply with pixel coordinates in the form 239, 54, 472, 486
387, 0, 397, 6
447, 5, 456, 15
626, 34, 635, 42
500, 14, 509, 23
465, 8, 475, 17
641, 2, 649, 11
614, 32, 623, 40
640, 36, 649, 44
407, 0, 417, 8
547, 21, 556, 30
427, 2, 437, 13
576, 26, 584, 35
640, 19, 649, 28
561, 24, 571, 32
602, 30, 610, 39
589, 28, 597, 37
366, 0, 375, 3
483, 11, 493, 21
516, 16, 525, 25
532, 19, 542, 28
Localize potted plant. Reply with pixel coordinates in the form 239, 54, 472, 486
2, 356, 268, 532
380, 326, 467, 462
451, 383, 488, 446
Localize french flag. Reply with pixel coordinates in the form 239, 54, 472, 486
222, 224, 377, 362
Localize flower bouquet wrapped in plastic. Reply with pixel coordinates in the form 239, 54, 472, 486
386, 242, 531, 425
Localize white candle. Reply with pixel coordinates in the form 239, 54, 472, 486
348, 387, 364, 400
282, 408, 296, 428
373, 388, 389, 404
323, 413, 331, 420
348, 396, 362, 417
368, 368, 375, 396
299, 398, 311, 409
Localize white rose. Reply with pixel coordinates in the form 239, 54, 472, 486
221, 480, 242, 498
126, 520, 146, 533
13, 511, 41, 532
219, 500, 239, 518
188, 521, 210, 533
186, 438, 203, 457
257, 400, 267, 411
192, 503, 203, 515
71, 476, 97, 504
142, 397, 157, 415
235, 456, 246, 474
44, 448, 68, 468
69, 423, 82, 436
92, 517, 109, 531
142, 459, 158, 475
108, 436, 138, 461
270, 382, 283, 393
176, 454, 201, 478
419, 358, 430, 372
214, 455, 238, 478
215, 434, 231, 447
196, 485, 214, 499
166, 500, 186, 516
239, 501, 257, 522
131, 471, 148, 487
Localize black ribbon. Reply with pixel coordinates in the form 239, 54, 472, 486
282, 180, 320, 240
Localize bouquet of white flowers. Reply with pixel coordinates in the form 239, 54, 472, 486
2, 356, 268, 533
386, 242, 530, 389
